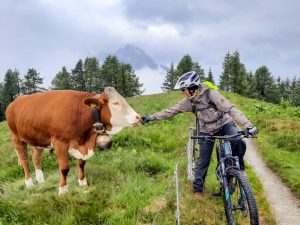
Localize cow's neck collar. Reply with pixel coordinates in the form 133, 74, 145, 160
90, 101, 106, 134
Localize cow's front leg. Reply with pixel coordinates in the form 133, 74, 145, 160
77, 159, 87, 187
53, 141, 69, 195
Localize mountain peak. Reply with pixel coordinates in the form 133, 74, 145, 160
114, 44, 158, 70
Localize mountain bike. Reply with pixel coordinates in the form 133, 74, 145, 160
186, 119, 259, 224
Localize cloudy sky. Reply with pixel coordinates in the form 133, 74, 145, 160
0, 0, 299, 94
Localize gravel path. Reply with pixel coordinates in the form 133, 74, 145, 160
245, 139, 300, 225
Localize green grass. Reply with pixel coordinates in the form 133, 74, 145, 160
224, 91, 300, 198
0, 91, 275, 224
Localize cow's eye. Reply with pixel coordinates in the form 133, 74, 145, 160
112, 101, 119, 105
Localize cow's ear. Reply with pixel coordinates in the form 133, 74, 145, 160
83, 97, 99, 107
83, 94, 108, 107
99, 95, 108, 105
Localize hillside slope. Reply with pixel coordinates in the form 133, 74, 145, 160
223, 92, 300, 198
0, 91, 275, 225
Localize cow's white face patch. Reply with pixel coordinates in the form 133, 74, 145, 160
68, 148, 94, 160
104, 87, 140, 135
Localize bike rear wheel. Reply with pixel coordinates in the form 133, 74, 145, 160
223, 169, 259, 225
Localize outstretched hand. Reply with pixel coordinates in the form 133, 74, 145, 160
247, 126, 259, 136
141, 116, 151, 125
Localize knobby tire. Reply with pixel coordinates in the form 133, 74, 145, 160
223, 169, 259, 225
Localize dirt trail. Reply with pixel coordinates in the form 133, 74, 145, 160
245, 139, 300, 225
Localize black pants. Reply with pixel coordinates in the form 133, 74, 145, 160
193, 122, 246, 192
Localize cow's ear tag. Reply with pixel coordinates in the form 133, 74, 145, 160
90, 103, 97, 108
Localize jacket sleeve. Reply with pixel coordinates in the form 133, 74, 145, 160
149, 97, 193, 121
209, 90, 252, 128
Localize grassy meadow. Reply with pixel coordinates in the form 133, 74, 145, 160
223, 92, 300, 198
0, 91, 275, 224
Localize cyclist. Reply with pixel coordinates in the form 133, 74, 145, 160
141, 71, 259, 198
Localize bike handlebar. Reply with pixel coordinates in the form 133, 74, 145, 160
191, 130, 255, 140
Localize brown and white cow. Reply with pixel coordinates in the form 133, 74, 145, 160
5, 87, 140, 195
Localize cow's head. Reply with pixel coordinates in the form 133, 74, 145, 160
84, 87, 141, 136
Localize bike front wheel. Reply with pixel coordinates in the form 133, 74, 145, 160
223, 169, 259, 225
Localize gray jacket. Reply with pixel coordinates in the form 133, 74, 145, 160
149, 84, 252, 134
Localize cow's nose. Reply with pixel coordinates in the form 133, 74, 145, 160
136, 114, 141, 121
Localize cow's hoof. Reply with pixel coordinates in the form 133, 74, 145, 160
58, 185, 68, 195
35, 169, 45, 184
36, 177, 45, 184
78, 177, 88, 187
25, 178, 34, 187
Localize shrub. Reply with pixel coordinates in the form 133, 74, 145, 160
280, 97, 290, 109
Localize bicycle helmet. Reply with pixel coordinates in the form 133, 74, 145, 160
174, 71, 201, 90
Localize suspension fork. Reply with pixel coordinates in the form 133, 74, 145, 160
220, 158, 233, 209
234, 156, 246, 203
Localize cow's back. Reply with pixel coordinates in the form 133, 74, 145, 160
6, 90, 95, 146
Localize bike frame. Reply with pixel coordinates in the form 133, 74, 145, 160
191, 131, 249, 210
188, 114, 259, 224
191, 126, 251, 211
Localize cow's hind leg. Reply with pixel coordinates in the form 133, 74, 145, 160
32, 147, 45, 184
13, 139, 33, 187
53, 140, 69, 195
77, 159, 87, 187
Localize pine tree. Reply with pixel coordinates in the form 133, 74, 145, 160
117, 63, 144, 97
274, 77, 290, 102
161, 62, 177, 91
291, 77, 300, 106
282, 78, 292, 100
71, 59, 86, 91
0, 69, 21, 121
265, 77, 281, 104
22, 68, 44, 94
219, 51, 231, 91
84, 57, 100, 92
101, 55, 120, 88
228, 51, 247, 95
245, 71, 257, 98
101, 55, 144, 96
254, 66, 274, 101
207, 67, 215, 84
176, 55, 194, 79
2, 69, 21, 102
0, 83, 5, 121
51, 66, 72, 90
93, 66, 104, 93
118, 63, 131, 96
290, 77, 297, 102
128, 68, 144, 96
192, 62, 206, 81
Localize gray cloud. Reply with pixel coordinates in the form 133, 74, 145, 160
0, 0, 124, 85
123, 0, 300, 77
122, 0, 232, 26
0, 0, 299, 92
